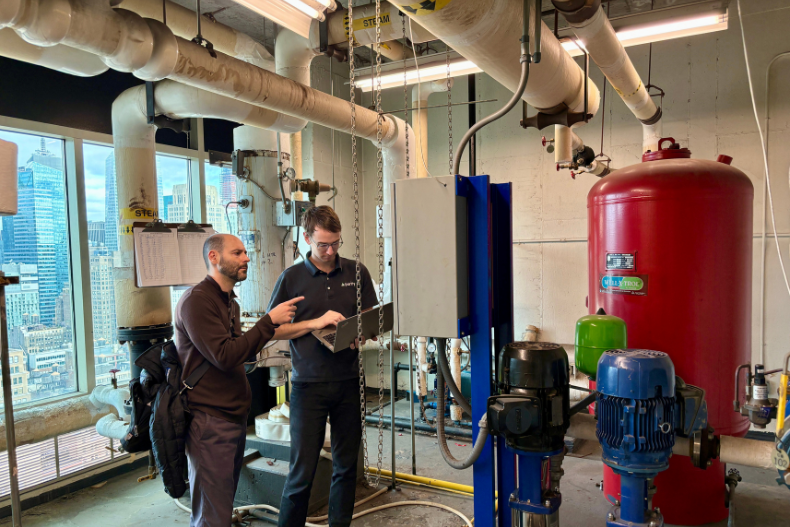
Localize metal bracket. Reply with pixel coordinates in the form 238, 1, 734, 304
145, 82, 191, 133
319, 18, 329, 54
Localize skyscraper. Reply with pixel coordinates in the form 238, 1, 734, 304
104, 152, 118, 254
220, 166, 236, 208
1, 263, 39, 328
2, 139, 68, 326
87, 221, 106, 246
205, 185, 227, 233
89, 244, 116, 344
167, 184, 190, 223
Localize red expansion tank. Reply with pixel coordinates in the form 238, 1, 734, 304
587, 138, 753, 525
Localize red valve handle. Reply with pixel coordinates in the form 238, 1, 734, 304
542, 136, 547, 147
570, 171, 577, 180
657, 137, 677, 151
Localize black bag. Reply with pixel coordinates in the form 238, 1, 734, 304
119, 340, 210, 498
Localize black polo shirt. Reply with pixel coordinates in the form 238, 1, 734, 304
267, 251, 379, 382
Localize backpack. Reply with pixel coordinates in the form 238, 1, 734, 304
120, 340, 210, 498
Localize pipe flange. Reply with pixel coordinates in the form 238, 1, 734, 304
639, 106, 663, 126
136, 18, 178, 81
102, 9, 154, 73
552, 0, 601, 25
15, 0, 72, 47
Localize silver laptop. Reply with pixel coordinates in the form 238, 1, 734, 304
312, 303, 394, 352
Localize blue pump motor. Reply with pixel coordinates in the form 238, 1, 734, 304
596, 349, 676, 527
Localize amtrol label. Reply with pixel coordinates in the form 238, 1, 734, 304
606, 253, 635, 270
600, 275, 648, 296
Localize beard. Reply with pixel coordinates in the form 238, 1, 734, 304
219, 256, 248, 282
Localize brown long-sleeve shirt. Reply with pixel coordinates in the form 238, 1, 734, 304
175, 275, 276, 423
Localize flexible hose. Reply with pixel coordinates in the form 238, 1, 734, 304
452, 0, 532, 176
436, 350, 489, 470
173, 489, 473, 527
435, 338, 472, 417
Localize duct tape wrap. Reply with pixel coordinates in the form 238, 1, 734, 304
0, 138, 18, 216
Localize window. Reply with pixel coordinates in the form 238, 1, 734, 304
0, 131, 76, 405
205, 162, 236, 234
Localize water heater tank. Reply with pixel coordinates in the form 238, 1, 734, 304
587, 138, 753, 525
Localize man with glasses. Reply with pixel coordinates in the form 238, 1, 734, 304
268, 205, 378, 527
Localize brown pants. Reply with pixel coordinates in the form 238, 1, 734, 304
186, 410, 248, 527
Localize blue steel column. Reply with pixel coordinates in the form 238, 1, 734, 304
492, 183, 516, 527
466, 175, 495, 527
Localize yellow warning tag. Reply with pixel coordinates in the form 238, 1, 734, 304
119, 224, 135, 236
401, 0, 453, 16
119, 207, 159, 221
352, 12, 392, 32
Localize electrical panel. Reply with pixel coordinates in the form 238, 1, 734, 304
391, 175, 469, 338
275, 200, 312, 227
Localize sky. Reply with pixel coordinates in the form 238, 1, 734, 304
1, 129, 194, 224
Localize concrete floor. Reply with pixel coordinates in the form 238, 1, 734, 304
2, 398, 787, 527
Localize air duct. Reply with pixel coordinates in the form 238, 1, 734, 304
552, 1, 663, 151
391, 0, 599, 119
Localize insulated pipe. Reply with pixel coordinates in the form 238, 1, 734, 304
568, 413, 777, 470
554, 125, 585, 163
415, 337, 428, 397
412, 79, 452, 179
0, 27, 108, 76
391, 0, 599, 117
95, 413, 129, 440
552, 2, 663, 151
88, 385, 130, 418
449, 338, 463, 421
117, 0, 275, 69
0, 0, 392, 143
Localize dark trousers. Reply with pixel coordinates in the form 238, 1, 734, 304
186, 410, 248, 527
278, 379, 362, 527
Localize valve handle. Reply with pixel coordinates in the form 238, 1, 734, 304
658, 137, 677, 151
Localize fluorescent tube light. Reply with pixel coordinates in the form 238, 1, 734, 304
283, 0, 324, 20
562, 10, 728, 57
230, 0, 329, 38
357, 59, 482, 92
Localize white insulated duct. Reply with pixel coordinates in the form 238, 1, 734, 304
412, 79, 452, 179
0, 27, 108, 76
553, 2, 663, 151
391, 0, 599, 119
88, 385, 130, 418
554, 124, 585, 164
118, 0, 275, 70
96, 413, 129, 440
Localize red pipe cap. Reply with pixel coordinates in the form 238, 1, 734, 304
642, 137, 692, 162
717, 154, 733, 165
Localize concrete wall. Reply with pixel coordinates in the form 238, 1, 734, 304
357, 1, 790, 393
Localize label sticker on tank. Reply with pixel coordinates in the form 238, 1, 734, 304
605, 253, 635, 270
600, 275, 648, 296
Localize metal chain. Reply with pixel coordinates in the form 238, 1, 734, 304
373, 0, 385, 488
446, 43, 453, 174
349, 0, 371, 487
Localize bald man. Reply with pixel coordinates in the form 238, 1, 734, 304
175, 234, 308, 527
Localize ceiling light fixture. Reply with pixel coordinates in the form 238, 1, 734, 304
356, 58, 482, 92
561, 6, 728, 57
230, 0, 336, 38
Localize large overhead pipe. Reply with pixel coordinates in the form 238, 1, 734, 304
552, 0, 663, 151
0, 27, 108, 76
391, 0, 600, 118
117, 0, 274, 69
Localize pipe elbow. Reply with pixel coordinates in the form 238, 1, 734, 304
411, 79, 452, 106
275, 25, 320, 87
112, 85, 153, 147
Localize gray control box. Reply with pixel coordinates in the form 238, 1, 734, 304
392, 175, 468, 338
275, 200, 312, 227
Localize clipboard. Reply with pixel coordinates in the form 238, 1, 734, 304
132, 220, 216, 288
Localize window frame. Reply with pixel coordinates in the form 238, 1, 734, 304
0, 115, 208, 405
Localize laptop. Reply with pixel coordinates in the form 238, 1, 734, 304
312, 303, 394, 352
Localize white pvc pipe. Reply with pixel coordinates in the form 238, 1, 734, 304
88, 385, 130, 418
412, 79, 452, 179
95, 413, 129, 440
416, 337, 428, 397
391, 0, 599, 118
560, 6, 662, 151
118, 0, 275, 70
0, 27, 108, 76
449, 339, 463, 421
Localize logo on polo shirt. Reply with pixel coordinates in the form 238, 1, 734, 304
341, 282, 356, 287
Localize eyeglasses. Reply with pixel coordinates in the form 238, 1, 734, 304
310, 237, 343, 251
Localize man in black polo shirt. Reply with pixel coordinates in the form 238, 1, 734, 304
269, 206, 378, 527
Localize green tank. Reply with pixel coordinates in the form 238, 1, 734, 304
575, 308, 627, 379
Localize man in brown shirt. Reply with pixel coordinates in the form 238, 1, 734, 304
175, 233, 303, 527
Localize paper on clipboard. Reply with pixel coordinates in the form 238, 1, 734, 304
178, 227, 216, 286
134, 226, 181, 287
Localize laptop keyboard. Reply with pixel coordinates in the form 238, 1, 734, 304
323, 333, 336, 346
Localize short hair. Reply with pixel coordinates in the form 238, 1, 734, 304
302, 205, 341, 235
203, 234, 225, 268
